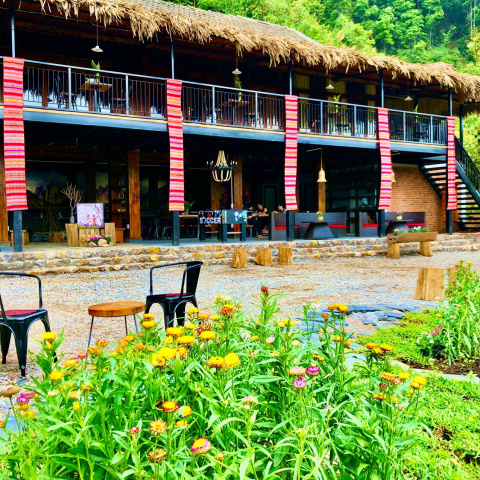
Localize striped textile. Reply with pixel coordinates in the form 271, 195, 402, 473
377, 107, 393, 210
3, 57, 27, 211
447, 116, 458, 211
166, 79, 184, 211
284, 95, 298, 210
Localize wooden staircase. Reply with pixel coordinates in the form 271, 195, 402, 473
420, 138, 480, 230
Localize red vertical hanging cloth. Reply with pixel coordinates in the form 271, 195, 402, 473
446, 116, 458, 211
377, 107, 393, 210
284, 95, 298, 210
166, 79, 184, 211
3, 57, 27, 211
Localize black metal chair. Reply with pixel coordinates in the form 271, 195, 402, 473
0, 273, 53, 377
54, 74, 77, 110
145, 261, 202, 329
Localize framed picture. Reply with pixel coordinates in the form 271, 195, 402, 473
77, 203, 105, 228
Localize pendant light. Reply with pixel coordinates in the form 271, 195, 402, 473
326, 79, 334, 90
232, 51, 242, 75
317, 148, 327, 183
404, 78, 412, 101
91, 21, 103, 53
207, 150, 237, 183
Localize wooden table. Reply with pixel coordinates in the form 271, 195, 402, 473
87, 301, 145, 351
80, 80, 112, 112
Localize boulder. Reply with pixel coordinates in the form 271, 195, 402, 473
98, 239, 108, 247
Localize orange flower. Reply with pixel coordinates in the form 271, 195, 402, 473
161, 401, 179, 413
96, 340, 108, 348
150, 420, 167, 435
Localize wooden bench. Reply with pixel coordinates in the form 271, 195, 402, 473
8, 230, 29, 247
386, 231, 438, 259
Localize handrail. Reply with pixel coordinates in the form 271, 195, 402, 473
299, 96, 378, 111
182, 79, 284, 98
388, 107, 447, 120
455, 137, 480, 192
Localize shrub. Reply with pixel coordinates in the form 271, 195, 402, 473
0, 290, 427, 480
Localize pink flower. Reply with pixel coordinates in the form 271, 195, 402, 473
379, 384, 387, 390
20, 391, 35, 399
429, 339, 434, 344
325, 404, 333, 410
306, 366, 320, 377
129, 426, 140, 438
191, 437, 211, 456
16, 396, 29, 404
293, 376, 306, 391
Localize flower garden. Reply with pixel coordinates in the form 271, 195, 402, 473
0, 274, 479, 479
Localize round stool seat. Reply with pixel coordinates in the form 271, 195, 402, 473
88, 301, 146, 318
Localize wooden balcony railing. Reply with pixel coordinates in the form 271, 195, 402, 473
0, 58, 448, 146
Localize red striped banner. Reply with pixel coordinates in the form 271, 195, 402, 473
378, 107, 392, 210
167, 79, 184, 211
3, 57, 27, 211
285, 95, 298, 210
447, 116, 458, 211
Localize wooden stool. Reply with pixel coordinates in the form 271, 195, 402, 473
414, 268, 445, 301
278, 246, 293, 265
231, 248, 247, 268
9, 230, 28, 247
255, 247, 273, 267
87, 301, 145, 351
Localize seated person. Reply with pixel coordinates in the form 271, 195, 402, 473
273, 204, 285, 213
256, 203, 269, 234
245, 202, 265, 238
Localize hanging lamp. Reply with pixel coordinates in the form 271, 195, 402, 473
92, 21, 103, 53
317, 148, 327, 183
232, 51, 242, 75
404, 78, 412, 101
207, 151, 237, 183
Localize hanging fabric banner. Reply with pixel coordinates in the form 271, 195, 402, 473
284, 95, 298, 210
166, 78, 184, 211
377, 107, 393, 210
446, 116, 458, 211
3, 57, 27, 211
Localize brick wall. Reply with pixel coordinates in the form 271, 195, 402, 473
390, 165, 445, 233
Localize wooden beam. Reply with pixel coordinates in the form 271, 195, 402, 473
127, 149, 141, 239
0, 152, 8, 242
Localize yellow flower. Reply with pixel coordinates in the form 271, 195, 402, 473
164, 336, 174, 345
69, 390, 81, 400
148, 449, 167, 463
185, 322, 195, 330
188, 307, 199, 315
271, 351, 280, 357
136, 343, 145, 351
391, 397, 399, 403
25, 409, 36, 419
199, 331, 215, 341
251, 335, 259, 341
142, 320, 155, 329
373, 393, 386, 401
49, 371, 63, 382
277, 320, 287, 328
166, 327, 184, 338
162, 401, 179, 413
151, 354, 166, 368
182, 406, 193, 417
435, 313, 442, 318
373, 347, 383, 355
125, 335, 135, 342
175, 347, 188, 359
72, 402, 81, 411
64, 359, 77, 369
0, 420, 5, 428
365, 343, 377, 349
211, 315, 219, 321
81, 383, 94, 392
45, 343, 53, 350
42, 332, 56, 342
398, 372, 410, 381
312, 354, 324, 362
143, 313, 154, 320
177, 336, 195, 346
412, 376, 427, 386
158, 347, 176, 360
207, 356, 225, 369
198, 313, 210, 321
47, 389, 60, 397
379, 344, 393, 352
224, 352, 240, 369
176, 420, 189, 427
150, 420, 167, 435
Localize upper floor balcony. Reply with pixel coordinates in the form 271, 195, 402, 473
0, 58, 448, 147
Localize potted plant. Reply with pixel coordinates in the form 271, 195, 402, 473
61, 183, 83, 223
316, 211, 324, 222
395, 211, 403, 221
184, 200, 195, 215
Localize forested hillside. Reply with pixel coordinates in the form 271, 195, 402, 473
171, 0, 480, 161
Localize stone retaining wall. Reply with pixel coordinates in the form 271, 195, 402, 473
0, 234, 479, 275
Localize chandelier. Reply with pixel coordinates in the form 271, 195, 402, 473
207, 150, 237, 183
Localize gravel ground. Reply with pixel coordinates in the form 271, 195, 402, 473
0, 250, 478, 413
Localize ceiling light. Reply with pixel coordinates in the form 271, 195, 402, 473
92, 22, 103, 53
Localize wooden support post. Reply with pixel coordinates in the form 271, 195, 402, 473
419, 241, 433, 257
101, 222, 116, 245
414, 268, 445, 301
127, 150, 141, 240
233, 158, 243, 209
211, 174, 221, 210
0, 152, 8, 243
387, 243, 400, 259
231, 248, 247, 268
278, 246, 293, 265
255, 247, 273, 266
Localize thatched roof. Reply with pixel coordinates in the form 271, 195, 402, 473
35, 0, 480, 102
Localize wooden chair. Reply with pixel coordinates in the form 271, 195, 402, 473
0, 272, 54, 377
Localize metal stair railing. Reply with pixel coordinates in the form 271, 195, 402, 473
455, 137, 480, 194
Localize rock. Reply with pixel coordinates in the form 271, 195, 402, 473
88, 242, 97, 247
98, 239, 108, 247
